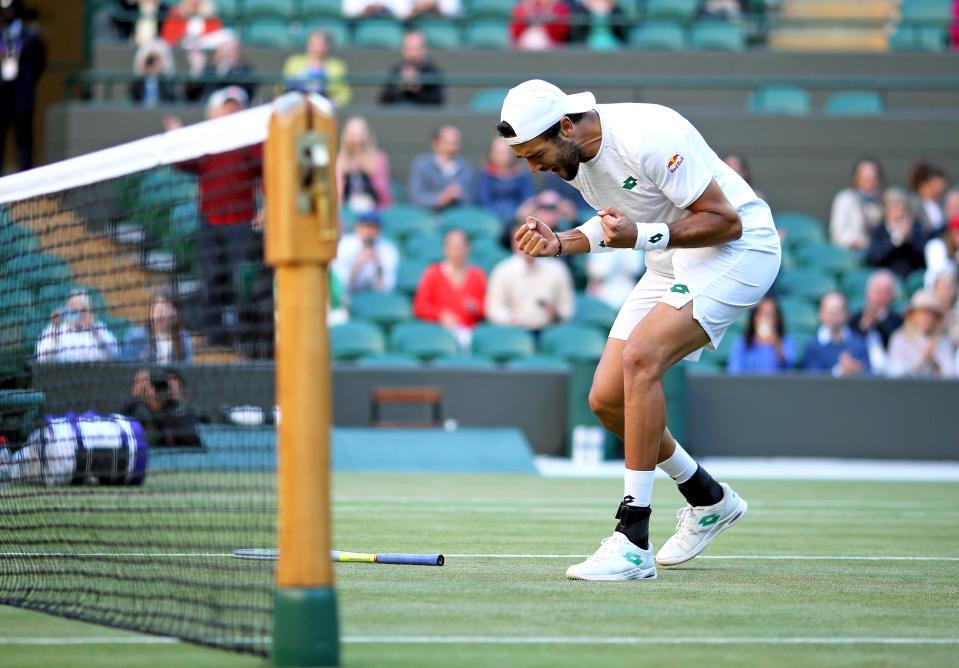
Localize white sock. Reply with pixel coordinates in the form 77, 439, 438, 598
658, 442, 699, 484
623, 469, 655, 507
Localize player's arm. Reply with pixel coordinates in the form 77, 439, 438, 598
596, 179, 742, 250
514, 216, 593, 257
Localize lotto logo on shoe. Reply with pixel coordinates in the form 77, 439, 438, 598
667, 153, 684, 173
699, 513, 720, 527
624, 552, 644, 566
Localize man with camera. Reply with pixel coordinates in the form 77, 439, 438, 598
332, 210, 399, 295
123, 368, 208, 448
35, 289, 118, 363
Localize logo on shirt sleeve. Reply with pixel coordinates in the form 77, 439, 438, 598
667, 153, 684, 174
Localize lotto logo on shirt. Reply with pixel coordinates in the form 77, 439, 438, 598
667, 153, 684, 174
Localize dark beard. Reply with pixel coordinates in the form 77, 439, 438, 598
556, 138, 582, 180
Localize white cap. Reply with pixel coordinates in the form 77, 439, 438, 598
206, 85, 249, 114
500, 79, 596, 146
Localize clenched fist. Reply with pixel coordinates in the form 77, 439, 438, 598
598, 207, 638, 249
514, 216, 560, 257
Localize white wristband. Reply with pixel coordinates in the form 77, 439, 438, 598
634, 222, 670, 251
575, 216, 614, 253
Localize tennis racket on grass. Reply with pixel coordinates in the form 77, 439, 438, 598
233, 548, 444, 566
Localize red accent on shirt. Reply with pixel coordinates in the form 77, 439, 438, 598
177, 144, 262, 226
413, 263, 487, 328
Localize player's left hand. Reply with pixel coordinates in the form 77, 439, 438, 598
598, 207, 638, 249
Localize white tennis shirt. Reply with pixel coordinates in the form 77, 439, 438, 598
570, 103, 778, 273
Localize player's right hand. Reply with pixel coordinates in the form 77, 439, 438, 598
515, 216, 559, 257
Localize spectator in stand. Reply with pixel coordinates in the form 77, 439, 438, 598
723, 153, 765, 202
337, 117, 392, 215
924, 209, 959, 289
379, 30, 444, 106
121, 291, 193, 364
413, 228, 486, 347
847, 269, 902, 374
36, 289, 119, 363
700, 0, 745, 19
569, 0, 628, 49
112, 0, 169, 43
585, 247, 644, 309
184, 32, 255, 104
342, 0, 405, 18
908, 161, 949, 233
485, 223, 574, 333
829, 158, 884, 251
516, 189, 578, 232
165, 86, 263, 346
474, 136, 535, 229
129, 39, 177, 106
160, 0, 222, 46
282, 29, 351, 107
511, 0, 571, 50
931, 269, 959, 348
726, 296, 796, 374
0, 0, 45, 174
865, 187, 927, 280
802, 291, 870, 376
332, 210, 400, 294
887, 289, 956, 378
407, 0, 461, 19
408, 125, 473, 212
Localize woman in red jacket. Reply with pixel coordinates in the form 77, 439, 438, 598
511, 0, 571, 50
413, 229, 487, 347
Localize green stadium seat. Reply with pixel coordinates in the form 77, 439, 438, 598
540, 324, 607, 362
645, 0, 700, 23
472, 248, 509, 276
889, 24, 946, 51
355, 353, 423, 368
778, 297, 819, 333
139, 167, 198, 209
904, 268, 926, 297
300, 0, 342, 18
775, 270, 838, 303
381, 204, 436, 241
353, 19, 405, 49
0, 223, 40, 262
416, 19, 461, 49
793, 243, 862, 275
395, 259, 429, 296
573, 295, 618, 331
391, 321, 460, 360
35, 283, 73, 318
471, 324, 536, 362
629, 21, 686, 50
464, 20, 510, 49
791, 330, 815, 366
824, 91, 884, 116
685, 357, 724, 375
102, 314, 132, 343
689, 21, 746, 51
467, 0, 514, 20
6, 253, 48, 289
301, 18, 350, 47
215, 0, 240, 21
431, 354, 498, 369
330, 320, 385, 361
244, 0, 296, 17
469, 87, 510, 112
900, 0, 953, 24
748, 85, 811, 116
403, 233, 444, 264
0, 286, 34, 314
505, 355, 571, 371
440, 207, 502, 239
243, 18, 295, 47
349, 291, 412, 330
775, 212, 826, 247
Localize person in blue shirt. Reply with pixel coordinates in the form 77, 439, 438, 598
726, 296, 795, 374
474, 136, 534, 228
802, 291, 870, 376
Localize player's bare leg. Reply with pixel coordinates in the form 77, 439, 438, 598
567, 302, 747, 580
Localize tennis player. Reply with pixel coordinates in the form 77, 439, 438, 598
497, 80, 781, 580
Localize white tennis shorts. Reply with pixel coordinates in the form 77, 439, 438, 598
609, 201, 782, 362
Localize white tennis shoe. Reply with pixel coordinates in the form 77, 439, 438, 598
565, 532, 657, 581
656, 482, 748, 567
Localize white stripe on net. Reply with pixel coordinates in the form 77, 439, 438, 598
0, 104, 272, 205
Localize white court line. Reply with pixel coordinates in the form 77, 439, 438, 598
2, 636, 958, 646
2, 552, 958, 562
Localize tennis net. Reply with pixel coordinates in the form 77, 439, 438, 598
0, 103, 278, 655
